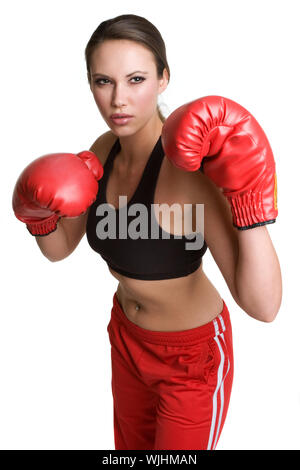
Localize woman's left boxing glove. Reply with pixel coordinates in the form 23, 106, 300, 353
161, 95, 278, 230
12, 150, 103, 236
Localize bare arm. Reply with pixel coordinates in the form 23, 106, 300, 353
34, 211, 89, 262
199, 172, 282, 322
234, 225, 282, 322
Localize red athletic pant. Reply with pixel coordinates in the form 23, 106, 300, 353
107, 292, 234, 450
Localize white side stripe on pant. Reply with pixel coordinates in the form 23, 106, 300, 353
207, 315, 230, 450
212, 332, 230, 450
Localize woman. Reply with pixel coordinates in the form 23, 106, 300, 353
12, 14, 282, 450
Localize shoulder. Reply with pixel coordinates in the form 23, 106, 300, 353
89, 130, 118, 166
165, 159, 239, 298
163, 157, 223, 210
165, 158, 234, 231
82, 130, 117, 220
176, 165, 237, 252
192, 170, 240, 302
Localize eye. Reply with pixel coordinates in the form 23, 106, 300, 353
130, 76, 146, 84
94, 76, 146, 86
94, 78, 110, 86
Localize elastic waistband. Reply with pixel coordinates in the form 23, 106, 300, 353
111, 292, 231, 346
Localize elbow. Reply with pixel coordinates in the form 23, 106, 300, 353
234, 279, 282, 323
263, 296, 282, 322
37, 247, 69, 263
258, 309, 279, 323
260, 287, 283, 323
233, 290, 282, 323
45, 253, 68, 263
243, 298, 282, 323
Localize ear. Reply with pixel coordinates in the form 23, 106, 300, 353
158, 67, 169, 95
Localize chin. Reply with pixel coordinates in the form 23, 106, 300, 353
109, 126, 136, 137
110, 122, 144, 137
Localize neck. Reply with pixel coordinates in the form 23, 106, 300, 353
117, 117, 163, 168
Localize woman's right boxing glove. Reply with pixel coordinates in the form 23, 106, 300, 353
12, 150, 103, 236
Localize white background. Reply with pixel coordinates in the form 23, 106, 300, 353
1, 0, 299, 450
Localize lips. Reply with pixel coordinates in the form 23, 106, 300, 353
110, 114, 134, 126
110, 114, 133, 118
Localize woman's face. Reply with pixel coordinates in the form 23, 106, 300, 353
89, 39, 168, 135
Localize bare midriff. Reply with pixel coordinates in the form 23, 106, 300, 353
101, 130, 225, 332
110, 263, 224, 332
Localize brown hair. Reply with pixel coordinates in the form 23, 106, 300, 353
84, 14, 170, 122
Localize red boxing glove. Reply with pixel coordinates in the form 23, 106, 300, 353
161, 95, 278, 230
12, 150, 103, 236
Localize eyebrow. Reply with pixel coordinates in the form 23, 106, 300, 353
92, 70, 149, 78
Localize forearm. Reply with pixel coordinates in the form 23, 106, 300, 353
34, 212, 88, 261
234, 225, 282, 322
34, 219, 71, 262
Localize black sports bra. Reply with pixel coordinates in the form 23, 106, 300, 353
86, 135, 207, 280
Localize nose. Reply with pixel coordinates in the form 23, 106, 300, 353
111, 83, 127, 109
